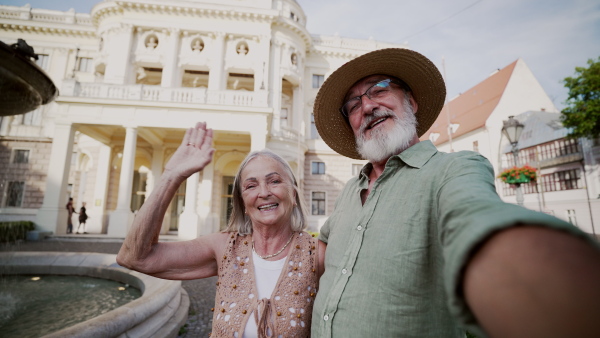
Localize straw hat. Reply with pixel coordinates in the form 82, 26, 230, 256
313, 48, 446, 159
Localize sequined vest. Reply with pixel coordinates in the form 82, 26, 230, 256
211, 231, 319, 338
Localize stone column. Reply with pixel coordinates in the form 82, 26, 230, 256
147, 146, 165, 196
255, 35, 271, 91
270, 40, 283, 134
161, 28, 182, 88
104, 24, 134, 84
179, 172, 200, 239
89, 144, 111, 234
251, 124, 268, 152
197, 161, 215, 234
108, 126, 137, 236
35, 123, 75, 233
208, 32, 226, 91
292, 84, 303, 134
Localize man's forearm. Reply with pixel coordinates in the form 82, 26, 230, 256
464, 226, 600, 337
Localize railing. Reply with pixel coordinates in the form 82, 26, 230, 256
69, 82, 270, 108
0, 6, 93, 26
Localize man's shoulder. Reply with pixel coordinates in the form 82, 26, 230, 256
433, 149, 490, 164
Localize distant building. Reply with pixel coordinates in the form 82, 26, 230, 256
498, 111, 599, 235
422, 60, 599, 235
0, 0, 400, 236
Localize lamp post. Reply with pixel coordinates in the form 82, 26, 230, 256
502, 116, 525, 206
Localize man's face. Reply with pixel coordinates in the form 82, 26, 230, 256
344, 75, 419, 162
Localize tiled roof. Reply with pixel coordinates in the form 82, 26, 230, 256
421, 60, 518, 145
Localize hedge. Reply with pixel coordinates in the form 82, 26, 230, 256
0, 221, 35, 243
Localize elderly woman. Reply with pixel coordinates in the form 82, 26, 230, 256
117, 122, 325, 338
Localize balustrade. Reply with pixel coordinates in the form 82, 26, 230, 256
73, 82, 269, 108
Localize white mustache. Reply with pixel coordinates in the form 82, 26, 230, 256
358, 109, 396, 135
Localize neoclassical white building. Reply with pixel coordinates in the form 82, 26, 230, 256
0, 0, 399, 237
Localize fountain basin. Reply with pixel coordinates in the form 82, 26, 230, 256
0, 252, 189, 338
0, 40, 58, 116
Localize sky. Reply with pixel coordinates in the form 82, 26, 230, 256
3, 0, 600, 111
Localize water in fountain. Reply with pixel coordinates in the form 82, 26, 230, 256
0, 275, 141, 337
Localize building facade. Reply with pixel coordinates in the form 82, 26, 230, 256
0, 0, 395, 237
422, 60, 600, 235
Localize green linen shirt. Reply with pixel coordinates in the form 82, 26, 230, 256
312, 141, 588, 338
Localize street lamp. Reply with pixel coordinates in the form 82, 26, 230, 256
502, 115, 525, 206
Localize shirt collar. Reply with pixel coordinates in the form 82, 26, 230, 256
357, 140, 438, 184
395, 140, 438, 169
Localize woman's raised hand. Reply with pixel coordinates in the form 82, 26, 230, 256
164, 122, 215, 180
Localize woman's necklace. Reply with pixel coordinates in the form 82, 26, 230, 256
252, 233, 294, 259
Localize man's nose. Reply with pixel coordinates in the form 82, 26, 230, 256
359, 95, 379, 115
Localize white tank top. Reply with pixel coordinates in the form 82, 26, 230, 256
242, 251, 286, 338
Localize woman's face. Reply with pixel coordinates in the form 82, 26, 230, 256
240, 156, 296, 229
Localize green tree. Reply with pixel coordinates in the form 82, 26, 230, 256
560, 57, 600, 139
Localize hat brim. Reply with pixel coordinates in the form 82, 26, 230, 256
313, 48, 446, 159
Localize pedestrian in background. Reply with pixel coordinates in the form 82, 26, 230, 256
76, 202, 88, 234
65, 197, 76, 234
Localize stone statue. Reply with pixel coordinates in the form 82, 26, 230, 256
11, 39, 38, 61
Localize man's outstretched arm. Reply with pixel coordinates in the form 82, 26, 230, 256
464, 226, 600, 337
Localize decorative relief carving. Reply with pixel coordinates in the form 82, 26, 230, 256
290, 52, 297, 66
191, 38, 204, 52
236, 41, 249, 55
145, 35, 158, 49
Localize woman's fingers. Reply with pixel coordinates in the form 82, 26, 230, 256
191, 122, 208, 148
200, 129, 213, 151
182, 126, 193, 146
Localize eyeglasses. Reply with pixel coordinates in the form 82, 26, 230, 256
339, 79, 403, 118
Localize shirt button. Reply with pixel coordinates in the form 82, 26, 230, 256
342, 269, 348, 274
357, 225, 363, 231
323, 315, 329, 321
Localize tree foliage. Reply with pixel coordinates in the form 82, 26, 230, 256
560, 57, 600, 139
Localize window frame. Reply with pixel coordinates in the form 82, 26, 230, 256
312, 74, 324, 89
11, 149, 30, 164
311, 191, 326, 216
311, 161, 326, 175
77, 57, 94, 73
5, 181, 25, 207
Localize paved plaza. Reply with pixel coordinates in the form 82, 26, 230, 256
0, 236, 216, 337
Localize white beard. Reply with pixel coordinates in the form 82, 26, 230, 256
355, 100, 418, 163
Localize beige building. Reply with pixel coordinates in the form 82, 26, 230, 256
0, 0, 398, 237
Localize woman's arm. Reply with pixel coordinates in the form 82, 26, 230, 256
117, 122, 221, 280
317, 240, 327, 278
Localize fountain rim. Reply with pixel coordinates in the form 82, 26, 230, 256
0, 251, 188, 338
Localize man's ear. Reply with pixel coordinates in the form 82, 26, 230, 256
409, 94, 418, 113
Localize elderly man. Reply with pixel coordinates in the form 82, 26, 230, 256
311, 48, 600, 337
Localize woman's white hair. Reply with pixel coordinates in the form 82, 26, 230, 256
224, 149, 308, 235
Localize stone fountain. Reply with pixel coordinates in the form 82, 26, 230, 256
0, 39, 58, 116
0, 39, 188, 337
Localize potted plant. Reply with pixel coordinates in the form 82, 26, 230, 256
498, 165, 537, 184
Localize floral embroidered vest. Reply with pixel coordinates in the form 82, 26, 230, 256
211, 231, 319, 337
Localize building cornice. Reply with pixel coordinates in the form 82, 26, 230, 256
273, 17, 311, 50
0, 5, 95, 37
0, 22, 96, 37
92, 1, 278, 27
308, 34, 407, 58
